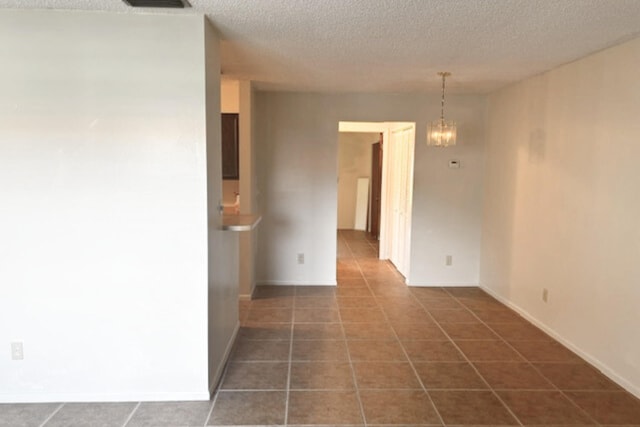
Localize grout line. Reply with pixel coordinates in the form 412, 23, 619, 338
203, 389, 220, 427
283, 286, 296, 426
120, 401, 140, 427
38, 402, 64, 427
449, 290, 602, 426
357, 264, 447, 427
407, 289, 525, 426
336, 234, 369, 427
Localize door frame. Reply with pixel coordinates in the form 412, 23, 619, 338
338, 121, 416, 278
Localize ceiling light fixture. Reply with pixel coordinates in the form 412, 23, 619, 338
427, 72, 456, 147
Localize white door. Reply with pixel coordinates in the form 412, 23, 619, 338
387, 125, 415, 278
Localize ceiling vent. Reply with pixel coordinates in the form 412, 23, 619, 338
123, 0, 191, 8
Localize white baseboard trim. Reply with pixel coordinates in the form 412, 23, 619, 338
0, 391, 210, 404
480, 284, 640, 400
257, 280, 337, 287
209, 321, 240, 397
407, 282, 479, 287
239, 285, 257, 301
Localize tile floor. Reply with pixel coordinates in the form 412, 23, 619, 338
3, 229, 640, 426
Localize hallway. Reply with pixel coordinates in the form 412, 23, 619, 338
212, 230, 640, 425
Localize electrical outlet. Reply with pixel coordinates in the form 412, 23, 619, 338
445, 255, 453, 266
542, 288, 548, 303
11, 342, 23, 360
297, 253, 305, 265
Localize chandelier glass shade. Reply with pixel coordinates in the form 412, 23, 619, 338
427, 72, 457, 147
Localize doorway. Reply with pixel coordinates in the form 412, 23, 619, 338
337, 121, 416, 280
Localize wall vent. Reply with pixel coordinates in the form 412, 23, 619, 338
123, 0, 191, 8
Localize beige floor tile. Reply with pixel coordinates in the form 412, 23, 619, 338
293, 322, 345, 340
208, 391, 286, 425
292, 340, 349, 361
455, 340, 524, 362
287, 391, 364, 425
428, 308, 480, 323
489, 321, 553, 341
337, 296, 378, 308
44, 403, 137, 427
440, 322, 500, 340
0, 403, 61, 427
347, 339, 407, 361
359, 390, 441, 425
402, 340, 466, 362
566, 391, 640, 424
220, 362, 288, 390
294, 296, 337, 308
534, 362, 621, 390
127, 401, 212, 427
429, 390, 518, 425
499, 390, 596, 425
296, 286, 336, 297
509, 340, 582, 362
391, 322, 446, 340
294, 307, 340, 322
474, 362, 554, 390
343, 322, 396, 340
339, 307, 387, 322
353, 362, 421, 389
236, 322, 291, 340
231, 339, 290, 361
246, 307, 292, 323
414, 362, 488, 390
290, 362, 355, 389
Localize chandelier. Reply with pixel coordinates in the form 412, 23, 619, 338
427, 72, 457, 147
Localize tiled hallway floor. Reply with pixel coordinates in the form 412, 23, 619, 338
3, 230, 640, 426
216, 230, 640, 426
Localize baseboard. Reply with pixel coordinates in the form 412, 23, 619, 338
0, 391, 210, 404
257, 280, 337, 286
209, 321, 240, 397
408, 282, 479, 287
480, 284, 640, 400
239, 285, 257, 301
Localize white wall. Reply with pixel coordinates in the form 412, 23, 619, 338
204, 20, 239, 394
481, 36, 640, 397
220, 79, 240, 113
338, 132, 376, 229
255, 92, 485, 286
0, 10, 215, 402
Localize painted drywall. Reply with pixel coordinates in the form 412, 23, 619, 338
238, 81, 258, 298
204, 19, 239, 394
480, 36, 640, 396
255, 92, 485, 286
0, 9, 217, 402
337, 132, 377, 230
220, 79, 257, 298
220, 79, 240, 113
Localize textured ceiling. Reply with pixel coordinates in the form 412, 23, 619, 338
1, 0, 640, 93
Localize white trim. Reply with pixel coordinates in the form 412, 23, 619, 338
256, 280, 337, 287
408, 282, 479, 287
0, 391, 210, 404
208, 321, 240, 397
239, 284, 257, 301
480, 284, 640, 400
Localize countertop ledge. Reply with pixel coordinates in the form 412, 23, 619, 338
221, 214, 262, 231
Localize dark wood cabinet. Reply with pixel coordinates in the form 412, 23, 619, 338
221, 113, 239, 180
